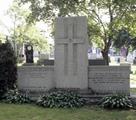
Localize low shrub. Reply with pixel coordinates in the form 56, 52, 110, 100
99, 94, 133, 109
2, 89, 32, 104
37, 90, 85, 108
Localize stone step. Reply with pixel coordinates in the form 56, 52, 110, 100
80, 94, 106, 98
83, 96, 103, 105
25, 94, 104, 104
22, 93, 136, 105
20, 90, 136, 105
28, 95, 103, 105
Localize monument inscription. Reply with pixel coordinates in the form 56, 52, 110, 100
89, 66, 130, 94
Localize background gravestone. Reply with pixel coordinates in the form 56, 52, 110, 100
25, 44, 34, 63
55, 17, 88, 89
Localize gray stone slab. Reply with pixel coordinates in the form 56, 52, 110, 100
55, 16, 88, 89
88, 59, 106, 65
44, 60, 54, 65
18, 66, 55, 91
88, 66, 130, 94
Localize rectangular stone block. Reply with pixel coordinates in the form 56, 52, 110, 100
88, 59, 106, 65
88, 66, 130, 94
18, 66, 55, 91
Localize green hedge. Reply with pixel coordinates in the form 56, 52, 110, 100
0, 42, 17, 98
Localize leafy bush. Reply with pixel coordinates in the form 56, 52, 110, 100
99, 94, 133, 109
37, 91, 85, 108
0, 42, 17, 98
2, 89, 32, 104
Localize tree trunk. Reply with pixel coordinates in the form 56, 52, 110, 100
101, 49, 109, 65
101, 37, 111, 65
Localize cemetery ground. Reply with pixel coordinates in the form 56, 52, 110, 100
0, 103, 136, 120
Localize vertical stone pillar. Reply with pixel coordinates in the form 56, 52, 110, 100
55, 17, 88, 89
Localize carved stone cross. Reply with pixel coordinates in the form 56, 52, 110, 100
55, 17, 88, 89
56, 20, 85, 75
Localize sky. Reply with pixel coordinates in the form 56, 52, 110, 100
0, 0, 13, 35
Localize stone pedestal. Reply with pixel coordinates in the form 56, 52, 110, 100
55, 17, 88, 89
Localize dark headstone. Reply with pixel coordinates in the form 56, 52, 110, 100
88, 59, 106, 66
25, 44, 34, 63
133, 57, 136, 65
117, 58, 120, 63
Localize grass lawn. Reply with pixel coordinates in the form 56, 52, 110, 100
0, 103, 136, 120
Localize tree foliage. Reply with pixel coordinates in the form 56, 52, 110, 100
0, 33, 5, 43
113, 28, 131, 48
113, 28, 136, 56
18, 0, 136, 64
131, 37, 136, 50
7, 0, 49, 52
15, 24, 49, 51
19, 0, 85, 23
113, 28, 132, 57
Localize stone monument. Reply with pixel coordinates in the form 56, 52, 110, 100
25, 44, 34, 63
55, 17, 88, 89
17, 16, 130, 96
